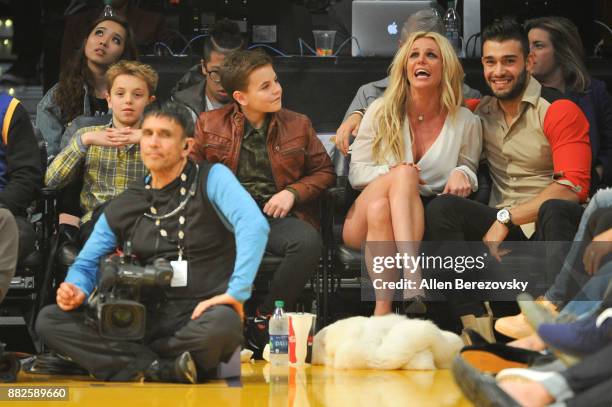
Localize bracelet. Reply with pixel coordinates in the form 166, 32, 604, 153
351, 108, 366, 117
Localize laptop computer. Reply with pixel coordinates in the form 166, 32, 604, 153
352, 1, 436, 57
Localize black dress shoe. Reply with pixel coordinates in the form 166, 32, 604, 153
22, 352, 89, 376
452, 355, 521, 407
145, 351, 197, 384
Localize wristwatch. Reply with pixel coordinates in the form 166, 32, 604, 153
496, 208, 514, 228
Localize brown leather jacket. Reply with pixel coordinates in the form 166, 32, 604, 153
191, 103, 335, 228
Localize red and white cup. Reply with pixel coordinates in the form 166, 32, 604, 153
287, 313, 316, 365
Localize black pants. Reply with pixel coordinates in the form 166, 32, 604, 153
15, 216, 36, 263
425, 195, 581, 317
0, 209, 18, 303
35, 301, 242, 381
426, 195, 583, 242
260, 217, 322, 314
564, 342, 612, 407
535, 199, 584, 241
77, 201, 111, 248
535, 200, 585, 299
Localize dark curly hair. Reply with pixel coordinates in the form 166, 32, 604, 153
53, 16, 138, 123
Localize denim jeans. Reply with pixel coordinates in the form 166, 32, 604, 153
546, 189, 612, 306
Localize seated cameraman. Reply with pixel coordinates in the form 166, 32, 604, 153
35, 102, 270, 384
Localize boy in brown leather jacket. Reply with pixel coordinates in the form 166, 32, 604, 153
191, 50, 335, 358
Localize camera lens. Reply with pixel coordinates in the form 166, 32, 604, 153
111, 306, 134, 328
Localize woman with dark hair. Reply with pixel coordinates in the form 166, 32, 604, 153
526, 16, 612, 190
36, 15, 138, 157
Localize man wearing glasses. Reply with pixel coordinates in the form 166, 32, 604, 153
173, 19, 245, 121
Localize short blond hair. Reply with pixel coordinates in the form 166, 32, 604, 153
105, 60, 158, 96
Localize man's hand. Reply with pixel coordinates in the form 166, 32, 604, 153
56, 282, 86, 311
483, 221, 511, 262
443, 170, 471, 198
263, 190, 296, 218
334, 113, 363, 156
191, 293, 244, 321
583, 229, 612, 275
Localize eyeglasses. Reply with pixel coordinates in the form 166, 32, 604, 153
205, 69, 221, 83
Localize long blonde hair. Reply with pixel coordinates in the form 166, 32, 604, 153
372, 31, 464, 164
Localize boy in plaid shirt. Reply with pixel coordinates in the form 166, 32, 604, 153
46, 60, 157, 244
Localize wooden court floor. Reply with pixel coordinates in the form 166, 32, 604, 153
1, 362, 473, 406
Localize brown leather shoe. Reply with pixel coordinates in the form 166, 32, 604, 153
495, 296, 558, 340
494, 313, 533, 339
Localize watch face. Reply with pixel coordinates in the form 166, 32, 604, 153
497, 209, 510, 223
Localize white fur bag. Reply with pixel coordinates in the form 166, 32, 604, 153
312, 314, 463, 370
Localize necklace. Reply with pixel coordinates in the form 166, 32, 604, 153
144, 163, 199, 260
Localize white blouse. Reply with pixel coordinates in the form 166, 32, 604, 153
348, 98, 483, 196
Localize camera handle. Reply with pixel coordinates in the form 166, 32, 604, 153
123, 241, 133, 258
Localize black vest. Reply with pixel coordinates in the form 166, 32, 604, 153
105, 160, 236, 300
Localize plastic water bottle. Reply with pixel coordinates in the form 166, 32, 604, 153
269, 300, 289, 366
444, 0, 462, 55
103, 0, 115, 17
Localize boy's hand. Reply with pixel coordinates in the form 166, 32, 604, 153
81, 128, 142, 147
263, 190, 296, 218
108, 128, 142, 145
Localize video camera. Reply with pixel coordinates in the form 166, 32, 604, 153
88, 246, 173, 341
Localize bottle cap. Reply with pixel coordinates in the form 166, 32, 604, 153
274, 300, 285, 308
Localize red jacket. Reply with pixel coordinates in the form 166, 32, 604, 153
191, 103, 335, 228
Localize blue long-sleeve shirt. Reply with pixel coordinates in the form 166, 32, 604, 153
65, 163, 269, 303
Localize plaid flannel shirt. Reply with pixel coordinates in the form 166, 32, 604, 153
45, 124, 147, 223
